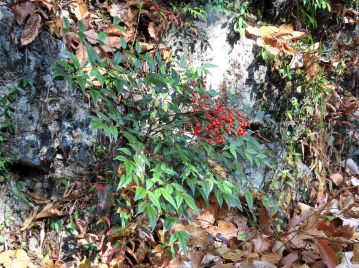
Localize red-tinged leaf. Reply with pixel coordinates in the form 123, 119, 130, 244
94, 182, 105, 191
97, 216, 111, 227
314, 238, 339, 268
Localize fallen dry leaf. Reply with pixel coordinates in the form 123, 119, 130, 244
13, 1, 34, 25
21, 14, 42, 46
34, 203, 67, 219
245, 24, 305, 55
205, 220, 238, 240
172, 223, 211, 247
69, 0, 89, 20
258, 202, 273, 235
280, 252, 299, 268
353, 243, 359, 264
314, 238, 339, 268
330, 173, 343, 186
252, 235, 272, 254
0, 250, 31, 268
197, 209, 215, 228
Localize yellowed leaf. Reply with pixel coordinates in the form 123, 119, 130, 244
69, 0, 89, 20
44, 17, 62, 36
0, 250, 31, 268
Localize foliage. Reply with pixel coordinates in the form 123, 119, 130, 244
54, 20, 272, 255
210, 0, 250, 34
300, 0, 331, 29
0, 86, 24, 174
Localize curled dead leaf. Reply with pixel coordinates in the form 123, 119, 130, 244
34, 203, 67, 219
245, 24, 305, 55
21, 14, 41, 46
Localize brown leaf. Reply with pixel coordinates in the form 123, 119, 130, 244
197, 209, 215, 228
330, 173, 344, 186
13, 1, 34, 25
44, 17, 63, 37
69, 0, 89, 20
172, 223, 211, 247
258, 202, 273, 235
353, 243, 359, 264
303, 51, 319, 85
21, 207, 39, 231
252, 235, 271, 253
21, 14, 41, 46
314, 238, 339, 268
148, 21, 159, 41
107, 3, 128, 18
280, 252, 299, 268
245, 24, 305, 55
34, 203, 67, 219
261, 253, 282, 265
205, 220, 238, 240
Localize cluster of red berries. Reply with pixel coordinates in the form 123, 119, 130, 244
183, 89, 251, 144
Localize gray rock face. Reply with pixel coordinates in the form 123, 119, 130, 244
171, 13, 267, 110
0, 7, 96, 225
0, 7, 96, 175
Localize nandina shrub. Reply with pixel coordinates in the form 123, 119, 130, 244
54, 23, 271, 255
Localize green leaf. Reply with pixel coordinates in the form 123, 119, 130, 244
171, 231, 190, 256
182, 193, 199, 213
144, 204, 157, 231
113, 51, 123, 65
98, 31, 107, 45
117, 173, 132, 190
118, 147, 132, 156
244, 191, 254, 210
135, 42, 142, 54
148, 191, 161, 210
64, 51, 81, 69
134, 187, 147, 201
160, 187, 177, 210
120, 37, 127, 49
